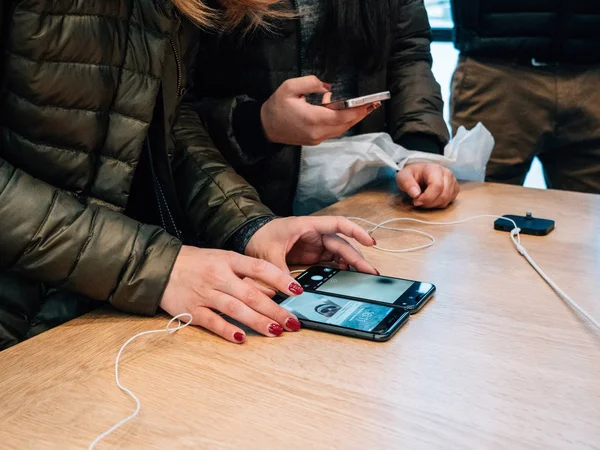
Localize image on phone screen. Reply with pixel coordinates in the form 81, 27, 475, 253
317, 270, 414, 304
279, 291, 395, 332
296, 267, 435, 313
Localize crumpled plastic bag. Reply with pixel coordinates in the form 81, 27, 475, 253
293, 123, 494, 215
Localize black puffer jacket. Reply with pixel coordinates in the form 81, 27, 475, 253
193, 0, 449, 215
0, 0, 272, 349
451, 0, 600, 63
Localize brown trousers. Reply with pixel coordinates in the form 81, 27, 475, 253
450, 56, 600, 194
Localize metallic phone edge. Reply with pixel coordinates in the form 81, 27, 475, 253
299, 266, 436, 314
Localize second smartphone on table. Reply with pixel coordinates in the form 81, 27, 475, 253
295, 266, 436, 313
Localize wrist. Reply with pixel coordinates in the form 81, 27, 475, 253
232, 100, 284, 154
245, 216, 283, 258
226, 216, 278, 255
259, 102, 276, 144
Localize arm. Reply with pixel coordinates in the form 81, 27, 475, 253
0, 157, 181, 315
171, 99, 275, 250
387, 0, 450, 153
194, 80, 373, 166
194, 95, 283, 167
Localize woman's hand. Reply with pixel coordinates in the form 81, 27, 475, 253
260, 76, 377, 146
396, 163, 460, 209
160, 247, 304, 344
245, 216, 379, 274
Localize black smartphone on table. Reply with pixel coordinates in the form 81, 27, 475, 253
274, 291, 409, 342
295, 266, 436, 314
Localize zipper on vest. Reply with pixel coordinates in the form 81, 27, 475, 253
146, 137, 182, 240
169, 37, 185, 99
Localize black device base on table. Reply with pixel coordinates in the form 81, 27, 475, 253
494, 213, 555, 236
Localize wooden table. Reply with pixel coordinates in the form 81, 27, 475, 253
1, 182, 599, 450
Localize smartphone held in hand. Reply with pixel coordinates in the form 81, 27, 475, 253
323, 91, 391, 110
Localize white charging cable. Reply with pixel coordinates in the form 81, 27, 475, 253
89, 313, 193, 450
90, 216, 598, 448
346, 215, 600, 331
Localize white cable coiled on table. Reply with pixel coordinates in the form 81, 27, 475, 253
89, 313, 193, 450
91, 215, 598, 449
346, 215, 600, 331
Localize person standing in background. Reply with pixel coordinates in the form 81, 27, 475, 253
450, 0, 600, 193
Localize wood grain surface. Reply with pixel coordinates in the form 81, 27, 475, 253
1, 182, 599, 449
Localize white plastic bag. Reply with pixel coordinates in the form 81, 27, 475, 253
293, 123, 494, 215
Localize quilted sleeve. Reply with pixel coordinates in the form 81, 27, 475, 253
171, 100, 274, 249
194, 94, 284, 167
387, 0, 450, 150
0, 157, 181, 315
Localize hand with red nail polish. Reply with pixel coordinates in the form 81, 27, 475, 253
260, 75, 374, 146
245, 216, 379, 276
160, 247, 303, 344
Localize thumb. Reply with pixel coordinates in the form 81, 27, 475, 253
396, 167, 422, 199
283, 75, 331, 97
268, 250, 291, 274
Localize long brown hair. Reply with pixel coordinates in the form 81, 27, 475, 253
172, 0, 290, 31
309, 0, 400, 77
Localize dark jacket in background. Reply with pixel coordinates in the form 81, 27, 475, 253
193, 0, 449, 216
450, 0, 600, 194
0, 0, 271, 349
451, 0, 600, 63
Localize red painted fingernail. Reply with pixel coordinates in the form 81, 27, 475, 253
269, 323, 284, 336
323, 83, 332, 91
367, 105, 375, 114
288, 282, 304, 295
234, 332, 245, 343
372, 237, 377, 245
285, 317, 301, 332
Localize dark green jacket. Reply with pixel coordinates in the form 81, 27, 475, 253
451, 0, 600, 64
193, 0, 449, 215
0, 0, 272, 349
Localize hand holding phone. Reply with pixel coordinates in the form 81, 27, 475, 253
322, 91, 391, 110
260, 76, 380, 147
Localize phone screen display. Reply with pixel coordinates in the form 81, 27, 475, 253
316, 270, 414, 304
279, 292, 394, 332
